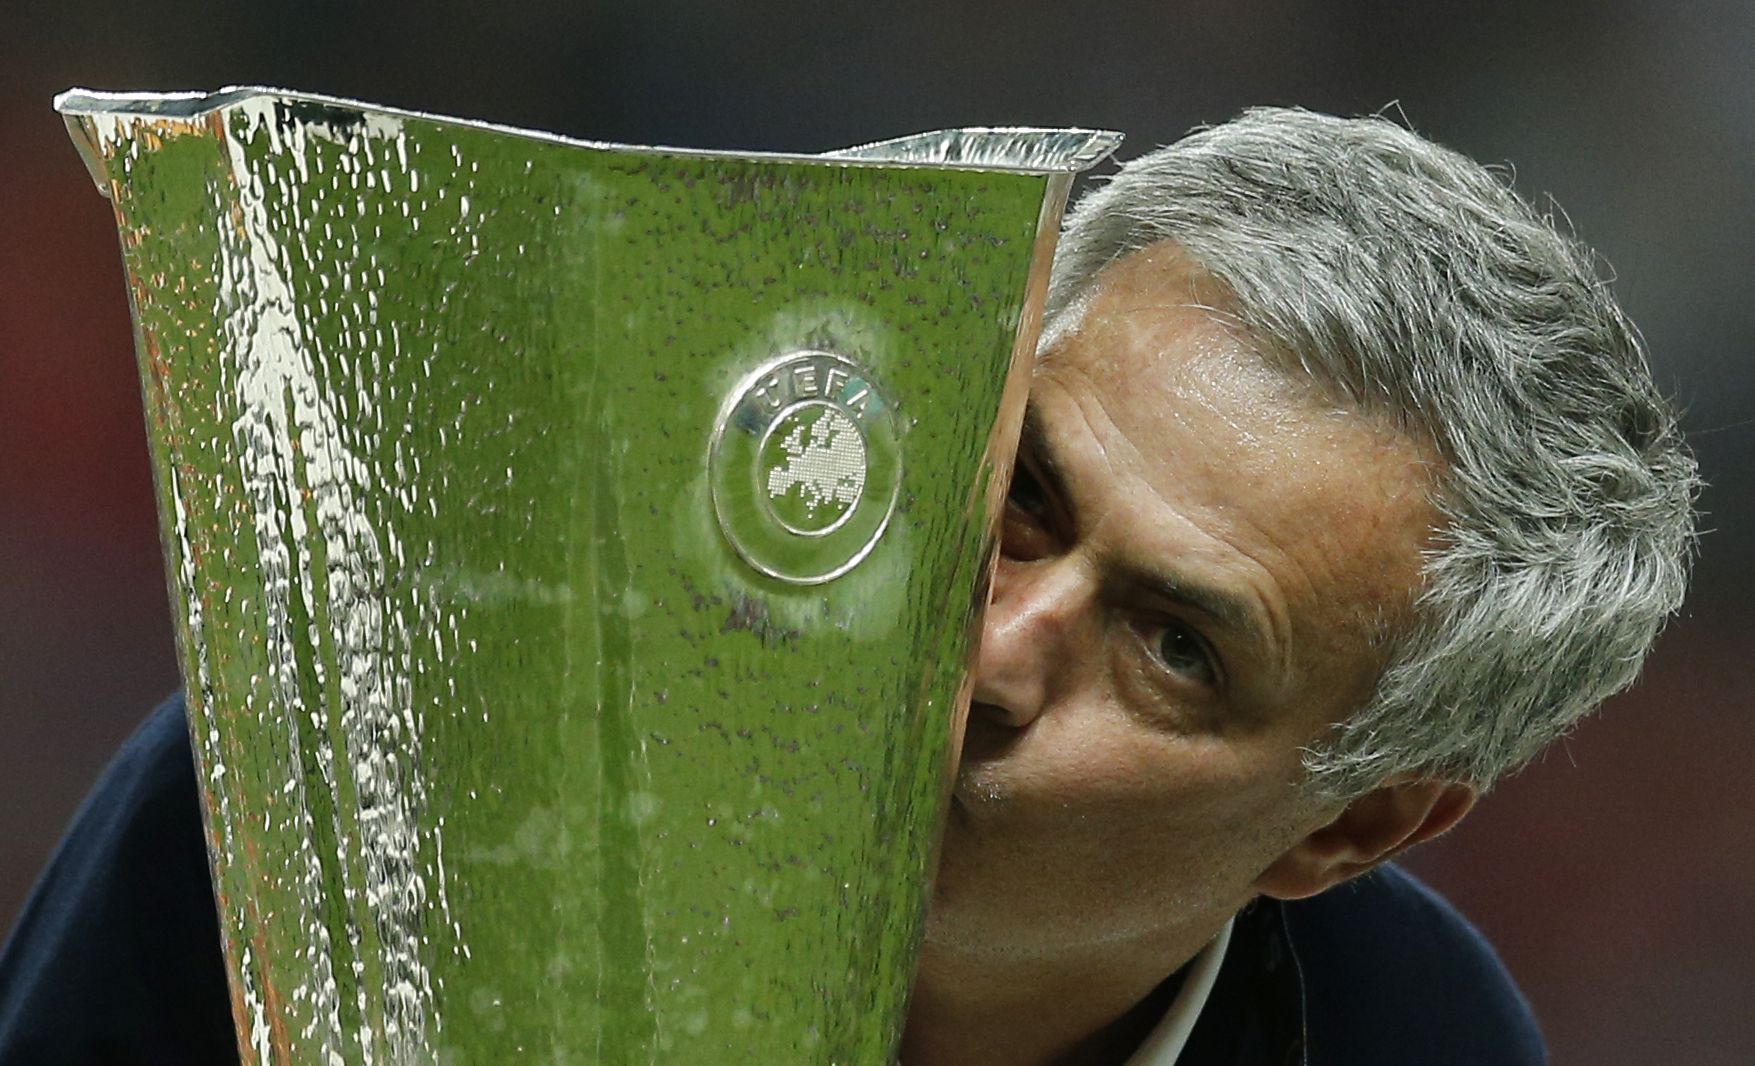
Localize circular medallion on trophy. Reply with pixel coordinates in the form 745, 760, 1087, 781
711, 350, 904, 584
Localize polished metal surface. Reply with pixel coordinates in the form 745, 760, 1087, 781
59, 85, 1117, 1064
829, 126, 1123, 172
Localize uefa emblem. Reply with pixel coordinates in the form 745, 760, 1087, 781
710, 350, 904, 584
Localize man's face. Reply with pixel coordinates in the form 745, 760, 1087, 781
925, 243, 1439, 964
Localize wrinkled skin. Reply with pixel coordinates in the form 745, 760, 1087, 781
901, 243, 1469, 1066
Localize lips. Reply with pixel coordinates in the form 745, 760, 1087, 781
948, 771, 1002, 821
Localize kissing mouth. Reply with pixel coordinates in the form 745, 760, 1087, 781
949, 768, 1005, 815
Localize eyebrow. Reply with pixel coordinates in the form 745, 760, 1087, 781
1016, 401, 1070, 512
1124, 567, 1259, 639
1018, 398, 1269, 649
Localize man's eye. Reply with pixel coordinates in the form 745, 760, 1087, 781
1000, 463, 1058, 560
1006, 463, 1050, 518
1156, 622, 1218, 687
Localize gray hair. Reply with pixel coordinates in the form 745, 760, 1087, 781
1047, 107, 1698, 796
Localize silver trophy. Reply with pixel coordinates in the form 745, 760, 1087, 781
59, 86, 1118, 1063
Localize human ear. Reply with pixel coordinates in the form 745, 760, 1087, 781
1252, 778, 1478, 901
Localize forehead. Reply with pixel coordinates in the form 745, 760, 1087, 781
1048, 241, 1418, 475
1040, 243, 1440, 717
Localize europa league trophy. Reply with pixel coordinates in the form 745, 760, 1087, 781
58, 87, 1118, 1064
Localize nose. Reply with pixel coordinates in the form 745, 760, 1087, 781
970, 556, 1092, 729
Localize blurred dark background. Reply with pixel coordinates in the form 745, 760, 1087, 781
3, 2, 1751, 1061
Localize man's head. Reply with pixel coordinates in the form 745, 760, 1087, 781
1043, 107, 1698, 797
922, 109, 1695, 975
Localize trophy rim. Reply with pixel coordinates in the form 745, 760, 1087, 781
53, 84, 1123, 176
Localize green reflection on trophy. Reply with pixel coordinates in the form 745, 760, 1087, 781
58, 87, 1118, 1064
